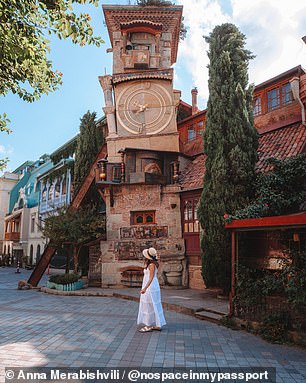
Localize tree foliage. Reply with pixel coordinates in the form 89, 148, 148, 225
0, 0, 103, 169
73, 111, 105, 192
40, 206, 105, 271
41, 206, 105, 249
197, 23, 258, 290
227, 154, 306, 220
0, 0, 103, 130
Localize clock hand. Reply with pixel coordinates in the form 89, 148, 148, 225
137, 103, 148, 113
132, 100, 148, 114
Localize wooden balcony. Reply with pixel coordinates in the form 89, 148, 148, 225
4, 232, 20, 241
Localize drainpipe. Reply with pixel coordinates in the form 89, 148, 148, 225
289, 77, 306, 125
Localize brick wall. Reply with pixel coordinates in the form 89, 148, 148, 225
96, 183, 186, 287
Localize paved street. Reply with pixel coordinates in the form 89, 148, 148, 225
0, 268, 306, 383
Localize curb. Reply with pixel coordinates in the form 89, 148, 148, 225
40, 287, 113, 297
40, 287, 225, 324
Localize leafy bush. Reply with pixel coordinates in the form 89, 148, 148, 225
49, 273, 80, 285
259, 311, 291, 343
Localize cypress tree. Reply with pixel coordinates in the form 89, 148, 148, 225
73, 111, 104, 192
198, 23, 259, 291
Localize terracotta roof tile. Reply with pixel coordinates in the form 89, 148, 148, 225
179, 138, 203, 156
257, 123, 306, 172
179, 123, 306, 191
179, 154, 206, 190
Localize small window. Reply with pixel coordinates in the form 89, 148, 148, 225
132, 211, 155, 225
197, 120, 205, 137
183, 199, 199, 233
31, 215, 35, 233
267, 88, 280, 111
187, 126, 196, 142
282, 83, 293, 106
112, 166, 121, 183
253, 96, 262, 116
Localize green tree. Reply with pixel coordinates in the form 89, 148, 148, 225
197, 23, 259, 291
41, 206, 105, 273
0, 115, 11, 171
0, 0, 103, 132
73, 111, 105, 192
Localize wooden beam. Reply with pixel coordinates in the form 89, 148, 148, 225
225, 213, 306, 231
229, 231, 236, 317
28, 246, 56, 287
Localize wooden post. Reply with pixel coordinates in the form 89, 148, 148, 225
120, 151, 125, 183
229, 231, 237, 316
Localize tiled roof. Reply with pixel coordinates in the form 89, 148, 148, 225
179, 138, 203, 157
257, 123, 306, 172
179, 123, 306, 191
179, 154, 206, 190
112, 69, 173, 84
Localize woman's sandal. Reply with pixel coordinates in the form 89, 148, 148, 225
138, 326, 153, 333
151, 326, 161, 331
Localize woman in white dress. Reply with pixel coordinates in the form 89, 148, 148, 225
137, 247, 166, 332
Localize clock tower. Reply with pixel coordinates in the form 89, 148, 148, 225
100, 4, 183, 162
95, 4, 187, 289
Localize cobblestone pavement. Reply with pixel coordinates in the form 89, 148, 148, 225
0, 268, 306, 383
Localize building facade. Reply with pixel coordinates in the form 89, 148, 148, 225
3, 158, 53, 265
0, 172, 20, 258
178, 65, 306, 288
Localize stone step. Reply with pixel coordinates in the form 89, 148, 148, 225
194, 310, 225, 323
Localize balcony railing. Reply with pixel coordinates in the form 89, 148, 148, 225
39, 195, 67, 214
4, 232, 20, 241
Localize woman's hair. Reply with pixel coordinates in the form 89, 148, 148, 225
145, 258, 159, 269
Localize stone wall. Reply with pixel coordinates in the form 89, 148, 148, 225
96, 183, 186, 287
88, 244, 102, 287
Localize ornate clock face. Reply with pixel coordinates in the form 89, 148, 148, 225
116, 81, 174, 135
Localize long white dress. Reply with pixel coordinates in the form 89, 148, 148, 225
137, 266, 166, 328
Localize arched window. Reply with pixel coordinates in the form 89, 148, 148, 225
29, 245, 34, 265
36, 245, 41, 264
62, 178, 67, 195
4, 245, 6, 255
132, 211, 155, 225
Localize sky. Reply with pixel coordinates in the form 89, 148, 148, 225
1, 0, 306, 174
